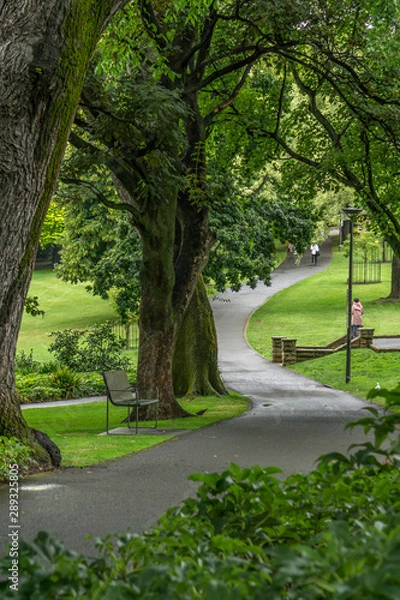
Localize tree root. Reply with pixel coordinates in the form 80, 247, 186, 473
31, 428, 62, 467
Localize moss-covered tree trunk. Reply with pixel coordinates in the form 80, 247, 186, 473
173, 276, 226, 398
133, 190, 221, 415
136, 191, 190, 418
166, 91, 223, 400
0, 0, 126, 464
136, 200, 218, 416
135, 181, 219, 415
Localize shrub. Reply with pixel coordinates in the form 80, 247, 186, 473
49, 367, 85, 400
1, 385, 399, 598
15, 373, 59, 403
14, 350, 41, 375
38, 361, 62, 374
48, 322, 130, 372
15, 351, 60, 377
16, 370, 106, 404
0, 437, 37, 483
48, 329, 82, 370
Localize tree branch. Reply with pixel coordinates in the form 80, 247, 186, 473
60, 177, 139, 220
139, 0, 167, 51
291, 66, 342, 149
184, 41, 297, 96
68, 131, 148, 211
204, 64, 252, 127
278, 47, 400, 150
259, 127, 321, 170
312, 41, 400, 108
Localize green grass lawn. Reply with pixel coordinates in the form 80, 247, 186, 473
18, 269, 116, 361
247, 246, 400, 400
23, 394, 248, 467
248, 250, 397, 356
290, 351, 400, 401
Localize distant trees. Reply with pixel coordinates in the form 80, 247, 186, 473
231, 2, 400, 296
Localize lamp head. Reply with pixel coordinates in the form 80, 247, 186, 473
342, 206, 363, 219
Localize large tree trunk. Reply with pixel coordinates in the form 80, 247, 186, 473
137, 214, 219, 417
131, 195, 223, 415
173, 276, 226, 398
130, 87, 218, 417
135, 195, 218, 415
112, 159, 219, 416
136, 191, 190, 418
388, 254, 400, 300
0, 0, 126, 464
167, 93, 222, 400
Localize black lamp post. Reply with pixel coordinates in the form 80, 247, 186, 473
342, 206, 363, 383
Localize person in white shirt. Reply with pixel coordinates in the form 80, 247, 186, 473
310, 243, 320, 265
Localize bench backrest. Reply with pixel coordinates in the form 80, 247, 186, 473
103, 370, 135, 404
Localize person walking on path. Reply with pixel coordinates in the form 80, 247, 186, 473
310, 243, 320, 265
352, 298, 363, 338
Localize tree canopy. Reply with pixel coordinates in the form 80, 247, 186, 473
229, 1, 400, 259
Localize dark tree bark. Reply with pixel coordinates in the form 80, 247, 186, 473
0, 0, 127, 462
134, 164, 217, 415
388, 255, 400, 300
135, 186, 186, 417
173, 276, 226, 398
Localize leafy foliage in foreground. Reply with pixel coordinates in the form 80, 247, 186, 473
1, 386, 400, 598
0, 438, 37, 483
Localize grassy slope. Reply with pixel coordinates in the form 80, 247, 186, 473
247, 247, 400, 400
19, 269, 116, 361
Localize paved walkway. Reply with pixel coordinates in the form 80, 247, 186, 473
0, 237, 376, 556
373, 337, 400, 350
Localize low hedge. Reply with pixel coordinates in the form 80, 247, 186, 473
15, 370, 105, 404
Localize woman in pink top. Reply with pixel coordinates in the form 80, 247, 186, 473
351, 298, 363, 338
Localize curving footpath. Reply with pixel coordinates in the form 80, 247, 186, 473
0, 236, 374, 556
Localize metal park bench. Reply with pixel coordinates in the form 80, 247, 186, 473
103, 370, 159, 434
